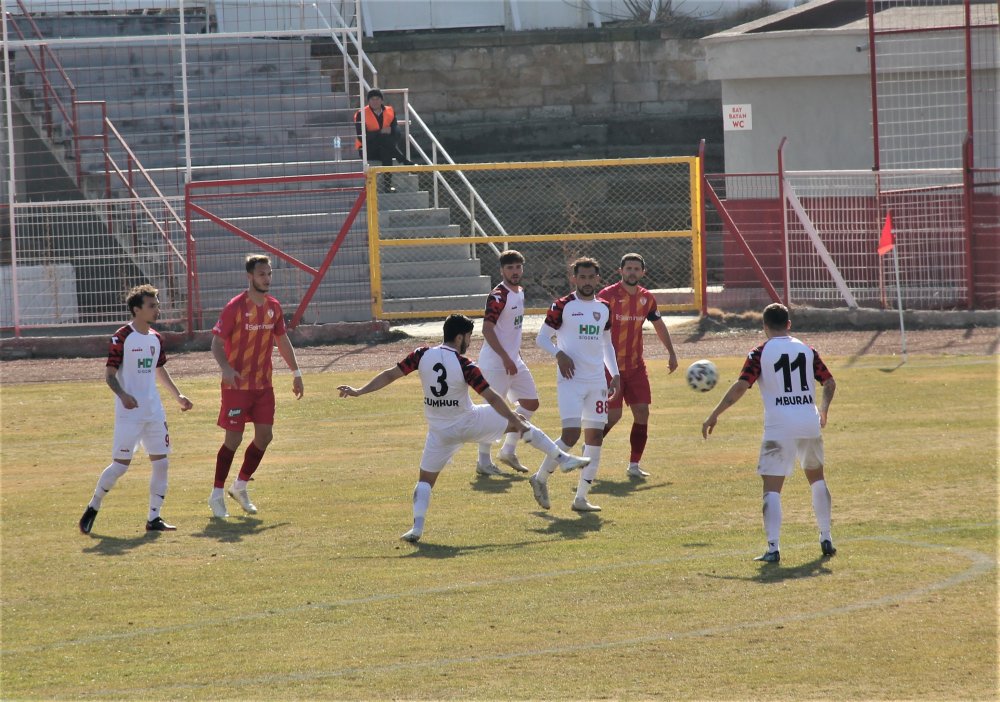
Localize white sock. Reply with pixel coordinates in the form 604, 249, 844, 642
211, 487, 225, 499
89, 462, 129, 510
411, 481, 432, 535
477, 444, 492, 466
522, 425, 558, 457
148, 458, 169, 522
233, 478, 248, 492
762, 491, 782, 552
534, 439, 568, 484
575, 444, 602, 501
811, 480, 832, 542
502, 405, 536, 452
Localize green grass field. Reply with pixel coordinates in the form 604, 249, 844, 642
1, 354, 997, 700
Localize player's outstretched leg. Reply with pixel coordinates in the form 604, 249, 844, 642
521, 425, 589, 472
402, 480, 432, 542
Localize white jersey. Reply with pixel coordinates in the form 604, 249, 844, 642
738, 335, 834, 440
478, 283, 525, 369
397, 344, 491, 429
542, 293, 613, 383
106, 323, 167, 423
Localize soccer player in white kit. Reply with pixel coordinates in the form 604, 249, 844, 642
474, 250, 540, 476
78, 285, 193, 535
702, 303, 837, 563
337, 314, 590, 543
531, 257, 621, 513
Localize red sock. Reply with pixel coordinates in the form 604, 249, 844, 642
237, 442, 267, 482
214, 445, 237, 488
629, 423, 648, 464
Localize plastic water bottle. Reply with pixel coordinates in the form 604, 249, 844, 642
333, 135, 342, 161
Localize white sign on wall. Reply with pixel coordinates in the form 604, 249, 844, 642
724, 104, 752, 131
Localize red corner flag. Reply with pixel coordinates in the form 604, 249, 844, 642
878, 210, 895, 256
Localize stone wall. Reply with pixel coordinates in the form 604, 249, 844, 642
316, 26, 722, 166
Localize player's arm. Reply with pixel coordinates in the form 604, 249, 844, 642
338, 366, 404, 398
818, 376, 836, 428
651, 317, 678, 373
105, 365, 138, 410
701, 379, 751, 439
537, 322, 575, 379
482, 320, 517, 375
211, 334, 240, 386
602, 329, 621, 400
275, 333, 304, 399
155, 366, 193, 411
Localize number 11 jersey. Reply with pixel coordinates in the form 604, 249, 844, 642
739, 335, 833, 440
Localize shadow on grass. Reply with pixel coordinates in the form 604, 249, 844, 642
701, 555, 834, 584
82, 530, 163, 556
400, 538, 553, 559
189, 517, 289, 543
529, 511, 604, 539
590, 476, 670, 498
468, 473, 523, 495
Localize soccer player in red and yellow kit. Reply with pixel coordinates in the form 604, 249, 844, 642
599, 253, 678, 478
208, 254, 304, 518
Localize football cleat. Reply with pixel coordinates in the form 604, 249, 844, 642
497, 451, 530, 473
571, 497, 601, 512
557, 453, 591, 473
79, 506, 98, 535
821, 540, 837, 557
145, 517, 177, 532
208, 494, 229, 519
227, 486, 258, 515
754, 550, 780, 563
475, 461, 503, 477
528, 474, 550, 510
626, 464, 650, 478
400, 528, 421, 543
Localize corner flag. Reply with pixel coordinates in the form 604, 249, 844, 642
878, 211, 895, 256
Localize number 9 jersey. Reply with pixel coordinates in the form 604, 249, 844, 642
739, 335, 833, 440
397, 345, 491, 428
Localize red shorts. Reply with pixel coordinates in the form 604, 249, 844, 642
607, 364, 652, 409
218, 387, 276, 430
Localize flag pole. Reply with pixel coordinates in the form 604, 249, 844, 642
890, 239, 907, 361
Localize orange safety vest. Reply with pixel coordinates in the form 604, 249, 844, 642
354, 105, 395, 150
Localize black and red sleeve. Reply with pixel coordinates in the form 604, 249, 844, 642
812, 348, 833, 384
459, 355, 490, 395
106, 325, 130, 369
738, 345, 764, 387
483, 287, 507, 324
397, 347, 427, 376
545, 296, 568, 330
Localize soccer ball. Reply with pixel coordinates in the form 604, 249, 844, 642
686, 359, 718, 392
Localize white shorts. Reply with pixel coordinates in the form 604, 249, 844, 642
420, 405, 509, 472
112, 418, 171, 461
480, 362, 538, 405
756, 437, 824, 476
556, 378, 608, 429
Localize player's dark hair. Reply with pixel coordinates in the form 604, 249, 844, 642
125, 284, 158, 318
762, 303, 790, 330
366, 88, 384, 100
572, 256, 600, 276
443, 314, 474, 342
619, 253, 646, 270
499, 250, 524, 266
245, 254, 271, 273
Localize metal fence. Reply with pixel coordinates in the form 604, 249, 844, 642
366, 156, 703, 319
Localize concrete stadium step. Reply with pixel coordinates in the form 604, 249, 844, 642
382, 276, 492, 298
192, 247, 369, 274
375, 190, 430, 210
46, 41, 313, 69
378, 224, 463, 240
380, 259, 484, 280
379, 245, 482, 264
379, 207, 452, 228
381, 293, 492, 315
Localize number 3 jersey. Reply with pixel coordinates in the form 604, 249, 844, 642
397, 345, 490, 428
739, 335, 833, 440
106, 323, 168, 422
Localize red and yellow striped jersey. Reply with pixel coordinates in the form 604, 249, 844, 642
212, 291, 286, 390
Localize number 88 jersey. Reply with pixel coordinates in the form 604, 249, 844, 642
739, 335, 833, 440
397, 345, 490, 428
